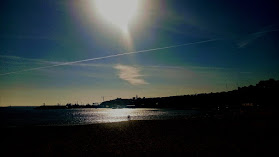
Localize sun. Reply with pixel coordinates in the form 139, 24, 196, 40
95, 0, 139, 33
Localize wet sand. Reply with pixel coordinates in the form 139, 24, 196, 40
1, 114, 278, 156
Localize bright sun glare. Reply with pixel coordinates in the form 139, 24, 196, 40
95, 0, 139, 33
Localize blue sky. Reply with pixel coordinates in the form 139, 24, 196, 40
1, 0, 279, 106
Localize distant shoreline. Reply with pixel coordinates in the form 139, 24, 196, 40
1, 79, 278, 110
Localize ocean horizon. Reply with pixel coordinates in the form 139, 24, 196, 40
0, 107, 200, 128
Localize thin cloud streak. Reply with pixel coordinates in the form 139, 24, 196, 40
114, 64, 148, 85
0, 38, 220, 76
0, 55, 112, 68
0, 55, 59, 65
238, 29, 279, 48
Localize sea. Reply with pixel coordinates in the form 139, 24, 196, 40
0, 107, 200, 127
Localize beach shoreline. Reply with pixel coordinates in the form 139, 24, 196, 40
1, 113, 278, 156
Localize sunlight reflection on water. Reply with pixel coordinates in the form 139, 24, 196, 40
73, 108, 198, 124
72, 108, 162, 124
0, 107, 199, 127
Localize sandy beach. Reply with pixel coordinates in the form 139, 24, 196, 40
1, 112, 278, 156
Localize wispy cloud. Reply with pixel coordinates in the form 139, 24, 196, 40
237, 33, 263, 48
0, 39, 220, 76
0, 55, 113, 68
0, 55, 59, 65
237, 28, 279, 48
114, 64, 148, 85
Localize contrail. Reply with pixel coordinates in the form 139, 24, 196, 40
253, 28, 279, 35
0, 38, 220, 76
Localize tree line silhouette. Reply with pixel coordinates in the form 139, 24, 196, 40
36, 79, 279, 111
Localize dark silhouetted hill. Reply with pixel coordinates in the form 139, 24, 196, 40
36, 79, 279, 111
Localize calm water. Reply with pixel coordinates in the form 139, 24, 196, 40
0, 107, 200, 127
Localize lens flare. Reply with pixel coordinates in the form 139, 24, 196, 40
95, 0, 139, 33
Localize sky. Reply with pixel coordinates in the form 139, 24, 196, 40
1, 0, 279, 106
